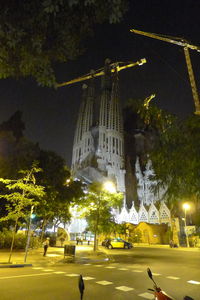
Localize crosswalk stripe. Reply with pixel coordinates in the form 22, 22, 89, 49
152, 273, 161, 276
187, 280, 200, 285
138, 292, 154, 299
64, 273, 79, 277
167, 276, 180, 280
96, 280, 113, 285
115, 286, 134, 292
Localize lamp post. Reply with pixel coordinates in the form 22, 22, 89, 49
183, 203, 190, 248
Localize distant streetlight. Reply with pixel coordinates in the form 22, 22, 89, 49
103, 181, 116, 193
183, 203, 190, 248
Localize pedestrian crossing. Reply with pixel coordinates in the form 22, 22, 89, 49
0, 263, 198, 299
30, 263, 200, 299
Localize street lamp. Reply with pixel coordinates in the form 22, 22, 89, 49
183, 203, 190, 248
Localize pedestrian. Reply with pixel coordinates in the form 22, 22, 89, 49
43, 237, 50, 256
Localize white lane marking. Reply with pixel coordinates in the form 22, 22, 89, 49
166, 276, 180, 280
0, 273, 53, 280
132, 269, 143, 273
187, 280, 200, 285
83, 277, 95, 280
115, 286, 134, 292
64, 274, 79, 277
32, 267, 43, 270
138, 292, 154, 299
83, 263, 91, 266
54, 271, 66, 274
105, 266, 116, 269
152, 273, 161, 276
42, 269, 53, 272
118, 268, 128, 271
93, 265, 103, 267
96, 280, 113, 285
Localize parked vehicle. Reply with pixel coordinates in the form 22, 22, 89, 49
102, 238, 133, 249
147, 267, 194, 300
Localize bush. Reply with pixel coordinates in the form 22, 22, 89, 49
29, 236, 42, 249
0, 229, 41, 249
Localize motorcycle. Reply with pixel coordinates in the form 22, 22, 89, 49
147, 268, 194, 300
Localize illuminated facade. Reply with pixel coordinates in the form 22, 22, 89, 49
70, 60, 170, 232
71, 60, 126, 197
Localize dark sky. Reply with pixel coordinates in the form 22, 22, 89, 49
0, 0, 200, 166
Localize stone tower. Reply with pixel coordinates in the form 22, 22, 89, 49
71, 60, 126, 195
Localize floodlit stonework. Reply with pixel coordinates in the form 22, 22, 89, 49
71, 60, 126, 199
70, 60, 171, 232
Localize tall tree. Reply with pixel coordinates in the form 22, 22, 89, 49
35, 150, 84, 237
0, 164, 45, 262
0, 0, 128, 87
126, 98, 200, 220
78, 181, 123, 251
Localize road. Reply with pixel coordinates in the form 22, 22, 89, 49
0, 246, 199, 300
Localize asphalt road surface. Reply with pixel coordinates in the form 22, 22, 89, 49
0, 246, 199, 300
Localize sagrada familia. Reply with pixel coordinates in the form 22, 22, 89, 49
69, 60, 171, 232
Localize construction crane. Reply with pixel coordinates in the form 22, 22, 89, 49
130, 28, 200, 115
144, 94, 156, 109
57, 58, 147, 88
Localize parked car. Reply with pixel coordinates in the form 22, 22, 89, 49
102, 238, 133, 249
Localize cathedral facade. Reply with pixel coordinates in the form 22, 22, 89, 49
71, 60, 126, 197
71, 60, 171, 227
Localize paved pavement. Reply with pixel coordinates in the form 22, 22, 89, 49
1, 246, 199, 299
0, 243, 199, 268
0, 244, 109, 268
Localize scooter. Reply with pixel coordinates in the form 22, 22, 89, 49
147, 268, 194, 300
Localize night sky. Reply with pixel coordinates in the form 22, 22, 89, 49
0, 1, 200, 166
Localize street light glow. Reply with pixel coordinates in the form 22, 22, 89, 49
103, 181, 116, 193
183, 203, 190, 211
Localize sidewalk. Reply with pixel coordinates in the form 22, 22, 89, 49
0, 244, 109, 268
1, 243, 199, 268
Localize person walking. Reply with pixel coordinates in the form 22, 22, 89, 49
43, 237, 50, 256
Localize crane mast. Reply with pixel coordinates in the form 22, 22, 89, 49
130, 28, 200, 115
57, 58, 146, 87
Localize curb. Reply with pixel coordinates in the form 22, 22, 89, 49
0, 263, 32, 268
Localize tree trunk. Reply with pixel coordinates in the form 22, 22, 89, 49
93, 202, 100, 252
40, 218, 47, 241
8, 219, 18, 263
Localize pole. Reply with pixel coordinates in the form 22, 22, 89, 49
184, 208, 189, 248
24, 205, 34, 262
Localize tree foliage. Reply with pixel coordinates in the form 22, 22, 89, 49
0, 0, 128, 87
127, 98, 200, 217
150, 115, 200, 212
0, 113, 85, 232
78, 181, 123, 250
0, 164, 45, 223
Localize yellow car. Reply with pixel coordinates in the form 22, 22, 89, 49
104, 238, 133, 249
